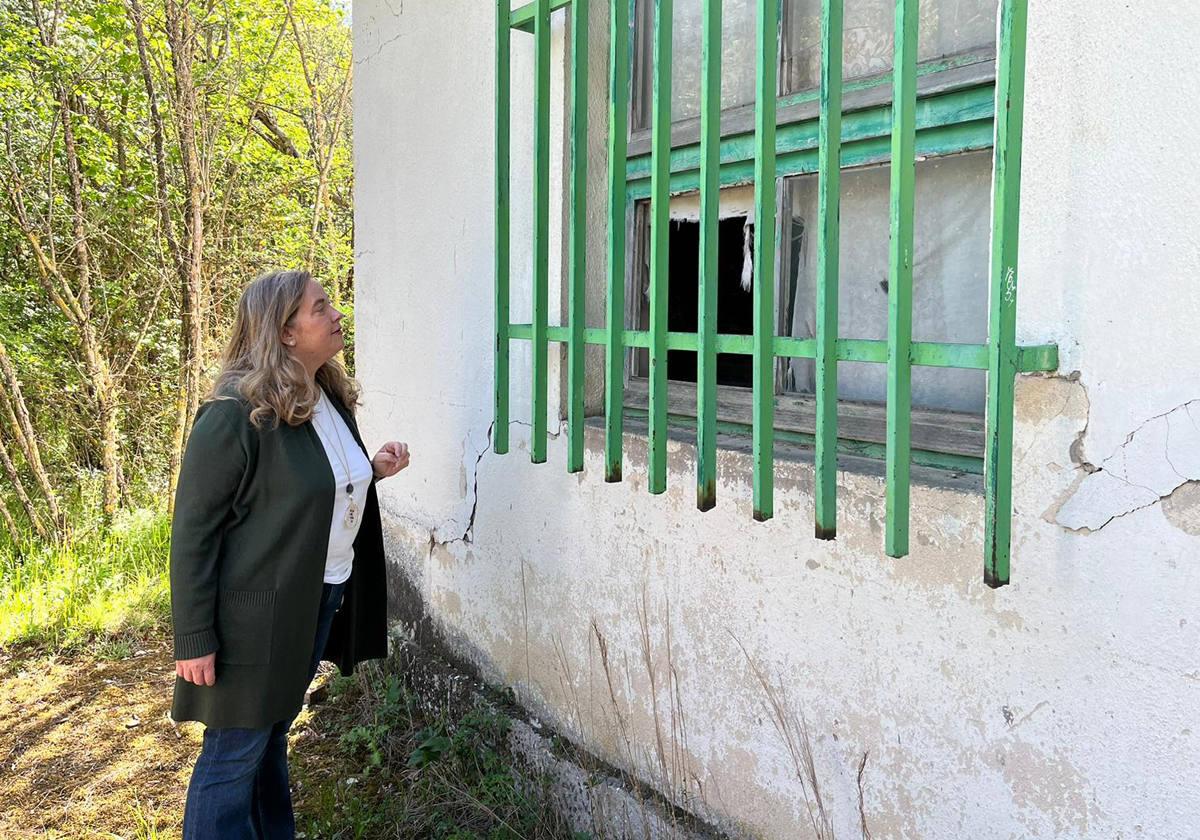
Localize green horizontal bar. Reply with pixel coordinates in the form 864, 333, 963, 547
507, 325, 1057, 373
511, 0, 572, 32
627, 83, 995, 197
630, 120, 992, 200
838, 339, 1056, 371
776, 50, 992, 111
624, 409, 984, 475
1017, 343, 1057, 372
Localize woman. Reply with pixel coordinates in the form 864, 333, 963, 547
169, 269, 410, 839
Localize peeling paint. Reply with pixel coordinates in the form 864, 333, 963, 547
1002, 741, 1095, 836
1162, 480, 1200, 536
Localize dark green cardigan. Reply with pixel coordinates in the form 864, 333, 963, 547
169, 383, 388, 729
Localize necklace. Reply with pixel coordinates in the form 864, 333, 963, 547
314, 390, 361, 529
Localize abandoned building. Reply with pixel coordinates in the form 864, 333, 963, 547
352, 0, 1199, 836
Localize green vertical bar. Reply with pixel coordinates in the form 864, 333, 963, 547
532, 0, 551, 464
885, 0, 917, 557
984, 0, 1027, 588
604, 0, 632, 482
648, 0, 672, 495
567, 0, 589, 474
495, 0, 511, 455
814, 0, 842, 539
752, 0, 778, 522
696, 0, 721, 511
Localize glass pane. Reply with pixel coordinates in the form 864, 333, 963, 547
783, 0, 998, 93
635, 0, 760, 125
636, 0, 998, 125
782, 150, 992, 413
669, 0, 759, 121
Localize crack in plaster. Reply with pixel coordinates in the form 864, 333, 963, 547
424, 421, 495, 553
449, 421, 494, 546
1064, 374, 1097, 474
356, 31, 404, 66
510, 418, 564, 440
398, 415, 559, 560
1056, 399, 1200, 532
1008, 700, 1051, 732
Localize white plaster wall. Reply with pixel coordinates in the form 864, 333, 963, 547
354, 2, 1200, 837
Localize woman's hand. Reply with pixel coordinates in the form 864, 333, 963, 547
371, 441, 410, 480
177, 653, 216, 686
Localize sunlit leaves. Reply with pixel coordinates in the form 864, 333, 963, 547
0, 0, 353, 520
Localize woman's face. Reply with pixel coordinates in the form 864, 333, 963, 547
281, 278, 345, 372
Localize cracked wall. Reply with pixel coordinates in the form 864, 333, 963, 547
1056, 401, 1200, 532
354, 1, 1200, 838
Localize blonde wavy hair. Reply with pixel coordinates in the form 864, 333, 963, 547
209, 269, 361, 429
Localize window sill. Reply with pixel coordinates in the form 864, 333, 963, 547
584, 413, 984, 495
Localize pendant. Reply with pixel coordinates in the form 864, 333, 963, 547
344, 496, 360, 529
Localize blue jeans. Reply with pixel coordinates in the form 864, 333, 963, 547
182, 580, 347, 840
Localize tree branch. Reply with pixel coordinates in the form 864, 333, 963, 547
250, 108, 301, 158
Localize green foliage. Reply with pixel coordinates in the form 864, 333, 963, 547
0, 0, 354, 529
301, 665, 584, 840
0, 506, 171, 650
407, 729, 453, 769
128, 796, 166, 840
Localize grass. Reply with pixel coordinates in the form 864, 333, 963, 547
0, 506, 171, 652
0, 635, 193, 838
293, 658, 585, 840
0, 631, 587, 839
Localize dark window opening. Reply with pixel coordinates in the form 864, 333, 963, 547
665, 217, 755, 388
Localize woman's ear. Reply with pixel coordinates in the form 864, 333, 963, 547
281, 328, 295, 348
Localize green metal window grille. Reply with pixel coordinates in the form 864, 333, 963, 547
494, 0, 1057, 587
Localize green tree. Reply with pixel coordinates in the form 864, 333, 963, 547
0, 0, 353, 539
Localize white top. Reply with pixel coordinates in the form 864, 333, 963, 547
311, 390, 374, 584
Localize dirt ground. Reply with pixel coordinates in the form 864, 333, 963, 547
0, 638, 344, 839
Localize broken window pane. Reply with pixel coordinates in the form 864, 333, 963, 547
661, 216, 756, 387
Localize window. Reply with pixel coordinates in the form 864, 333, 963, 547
783, 151, 991, 415
494, 0, 1057, 585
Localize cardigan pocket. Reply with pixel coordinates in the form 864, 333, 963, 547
215, 589, 276, 665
